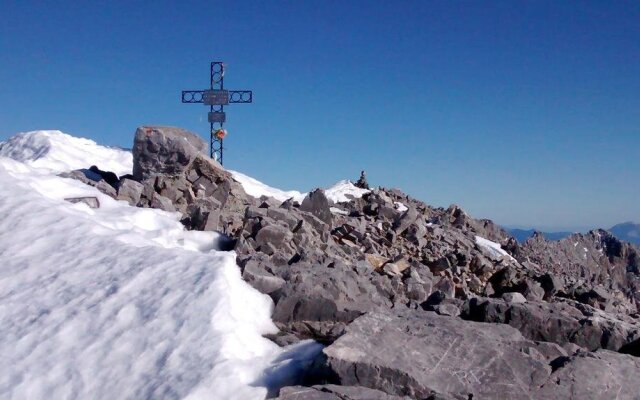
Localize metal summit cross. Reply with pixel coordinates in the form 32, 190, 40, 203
181, 61, 253, 164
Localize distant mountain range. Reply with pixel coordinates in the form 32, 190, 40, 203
609, 222, 640, 246
507, 222, 640, 246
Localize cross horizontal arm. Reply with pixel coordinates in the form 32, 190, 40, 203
181, 90, 253, 104
181, 90, 205, 103
228, 90, 253, 103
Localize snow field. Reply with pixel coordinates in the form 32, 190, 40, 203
0, 131, 324, 400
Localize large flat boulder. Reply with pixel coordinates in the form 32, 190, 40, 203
321, 309, 640, 399
322, 310, 552, 399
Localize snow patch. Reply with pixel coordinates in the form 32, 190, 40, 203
330, 207, 349, 215
394, 202, 408, 212
229, 170, 306, 203
475, 236, 515, 261
0, 130, 132, 175
324, 179, 369, 203
230, 172, 369, 205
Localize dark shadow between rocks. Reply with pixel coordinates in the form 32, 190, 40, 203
619, 337, 640, 357
213, 231, 236, 251
248, 340, 331, 398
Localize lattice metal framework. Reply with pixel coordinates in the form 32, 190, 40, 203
181, 61, 253, 164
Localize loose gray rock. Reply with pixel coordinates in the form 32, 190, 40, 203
116, 178, 144, 206
522, 279, 546, 301
432, 303, 460, 317
392, 206, 419, 235
269, 262, 392, 342
150, 193, 175, 212
242, 258, 285, 294
256, 225, 294, 253
59, 169, 117, 198
183, 198, 221, 231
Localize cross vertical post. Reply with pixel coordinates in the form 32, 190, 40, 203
181, 61, 253, 165
209, 62, 224, 163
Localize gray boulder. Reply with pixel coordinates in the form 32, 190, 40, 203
150, 193, 175, 212
322, 310, 551, 399
463, 297, 640, 352
521, 278, 546, 301
300, 189, 333, 225
132, 126, 208, 181
392, 206, 420, 235
183, 198, 221, 231
535, 350, 640, 399
537, 273, 565, 299
116, 178, 144, 206
241, 257, 285, 294
256, 224, 294, 253
270, 262, 392, 342
59, 169, 117, 198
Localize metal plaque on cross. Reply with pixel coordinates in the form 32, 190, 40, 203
203, 90, 229, 105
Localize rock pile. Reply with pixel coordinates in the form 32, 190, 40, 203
62, 126, 640, 399
62, 126, 257, 234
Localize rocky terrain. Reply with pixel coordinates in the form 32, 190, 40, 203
64, 126, 640, 399
507, 228, 573, 243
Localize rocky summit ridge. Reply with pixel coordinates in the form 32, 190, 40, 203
62, 126, 640, 399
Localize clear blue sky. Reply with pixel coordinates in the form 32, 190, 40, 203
1, 1, 639, 231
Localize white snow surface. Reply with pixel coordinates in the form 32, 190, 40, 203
0, 131, 321, 400
324, 179, 370, 203
475, 236, 515, 261
229, 170, 306, 203
0, 130, 133, 176
229, 171, 369, 204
